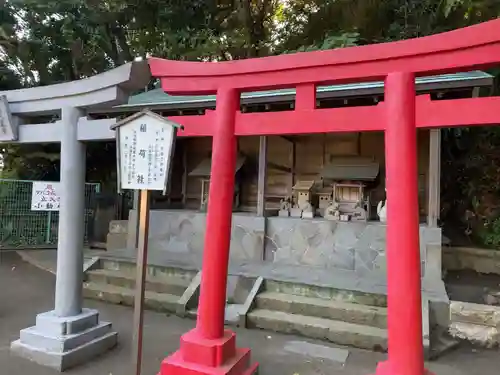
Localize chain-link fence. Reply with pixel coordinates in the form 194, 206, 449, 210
0, 179, 100, 249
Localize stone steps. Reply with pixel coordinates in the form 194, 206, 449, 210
83, 282, 181, 313
255, 292, 387, 329
247, 309, 388, 351
448, 301, 500, 348
246, 289, 389, 351
86, 269, 189, 296
264, 279, 387, 307
82, 260, 198, 313
450, 301, 500, 327
100, 259, 198, 283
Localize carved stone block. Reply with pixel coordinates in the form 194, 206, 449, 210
290, 208, 302, 218
302, 210, 314, 219
278, 210, 290, 217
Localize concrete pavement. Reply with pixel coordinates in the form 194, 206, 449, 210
1, 251, 499, 375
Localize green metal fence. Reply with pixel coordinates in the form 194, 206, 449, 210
0, 179, 100, 249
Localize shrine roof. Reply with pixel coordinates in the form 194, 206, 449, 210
189, 155, 246, 177
292, 180, 315, 191
321, 157, 380, 181
117, 70, 492, 111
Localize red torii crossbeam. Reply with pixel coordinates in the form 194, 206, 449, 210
149, 18, 500, 375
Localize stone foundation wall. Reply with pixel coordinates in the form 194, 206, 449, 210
125, 211, 443, 283
127, 209, 265, 262
265, 217, 442, 281
118, 210, 448, 331
443, 247, 500, 275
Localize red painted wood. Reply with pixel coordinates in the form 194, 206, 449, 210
149, 19, 500, 94
295, 84, 316, 110
157, 90, 259, 375
382, 72, 427, 375
196, 88, 239, 340
169, 96, 500, 137
151, 19, 500, 375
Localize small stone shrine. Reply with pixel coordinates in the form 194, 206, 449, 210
320, 157, 380, 221
291, 180, 315, 218
278, 196, 292, 217
316, 187, 333, 217
189, 155, 246, 211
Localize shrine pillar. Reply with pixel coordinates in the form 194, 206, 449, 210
54, 106, 86, 316
197, 88, 238, 337
11, 107, 118, 371
158, 88, 258, 375
374, 72, 432, 375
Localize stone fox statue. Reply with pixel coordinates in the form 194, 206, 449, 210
377, 190, 387, 223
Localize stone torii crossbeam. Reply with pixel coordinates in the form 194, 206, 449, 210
148, 19, 500, 375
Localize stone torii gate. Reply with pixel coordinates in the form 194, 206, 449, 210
148, 19, 500, 375
1, 61, 150, 371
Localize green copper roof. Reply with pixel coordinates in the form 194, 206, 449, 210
122, 71, 492, 109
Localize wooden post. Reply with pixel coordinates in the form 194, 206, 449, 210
133, 190, 141, 249
181, 142, 188, 206
112, 110, 180, 375
289, 140, 296, 195
427, 129, 441, 227
257, 136, 267, 216
132, 189, 150, 375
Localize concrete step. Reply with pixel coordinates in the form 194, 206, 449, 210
264, 279, 387, 307
83, 282, 180, 313
255, 292, 387, 329
86, 269, 189, 296
247, 309, 388, 351
101, 259, 197, 283
449, 321, 500, 348
450, 301, 500, 328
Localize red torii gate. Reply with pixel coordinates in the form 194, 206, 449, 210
149, 19, 500, 375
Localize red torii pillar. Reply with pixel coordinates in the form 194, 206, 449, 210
374, 72, 432, 375
150, 19, 500, 375
156, 87, 258, 375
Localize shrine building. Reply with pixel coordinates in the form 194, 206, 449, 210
3, 19, 500, 371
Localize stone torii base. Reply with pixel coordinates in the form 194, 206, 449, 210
11, 309, 117, 371
158, 329, 258, 375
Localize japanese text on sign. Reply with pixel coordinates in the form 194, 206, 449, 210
31, 181, 61, 211
118, 114, 175, 191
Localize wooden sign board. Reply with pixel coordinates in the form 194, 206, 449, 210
110, 109, 182, 375
112, 109, 181, 193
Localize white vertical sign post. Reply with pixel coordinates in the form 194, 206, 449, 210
111, 110, 181, 375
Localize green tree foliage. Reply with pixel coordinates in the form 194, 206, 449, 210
2, 0, 500, 245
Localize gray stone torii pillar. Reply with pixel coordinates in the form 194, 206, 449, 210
55, 106, 85, 317
11, 107, 118, 371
